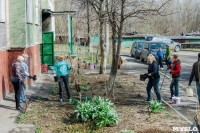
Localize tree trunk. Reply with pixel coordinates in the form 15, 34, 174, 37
99, 0, 105, 74
107, 11, 117, 97
107, 0, 125, 97
87, 0, 91, 51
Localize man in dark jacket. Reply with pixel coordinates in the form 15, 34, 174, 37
168, 54, 181, 98
188, 53, 200, 104
11, 56, 26, 111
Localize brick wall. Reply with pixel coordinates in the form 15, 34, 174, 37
0, 44, 41, 101
0, 51, 9, 101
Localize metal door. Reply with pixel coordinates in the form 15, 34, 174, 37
40, 32, 55, 66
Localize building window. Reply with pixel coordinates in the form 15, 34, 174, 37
26, 0, 33, 23
0, 0, 6, 22
35, 0, 39, 25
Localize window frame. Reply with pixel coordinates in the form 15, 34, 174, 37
0, 0, 6, 23
35, 0, 39, 25
26, 0, 33, 24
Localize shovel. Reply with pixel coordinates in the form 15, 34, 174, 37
21, 83, 28, 113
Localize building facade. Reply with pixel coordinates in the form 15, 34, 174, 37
0, 0, 54, 101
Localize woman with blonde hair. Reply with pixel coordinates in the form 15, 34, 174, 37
146, 54, 162, 103
53, 55, 73, 102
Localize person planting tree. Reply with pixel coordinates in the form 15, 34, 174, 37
11, 56, 26, 111
165, 45, 172, 66
168, 54, 181, 99
188, 53, 200, 104
155, 46, 165, 70
20, 54, 35, 103
53, 55, 73, 103
146, 54, 162, 103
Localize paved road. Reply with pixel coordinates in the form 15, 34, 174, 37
120, 50, 199, 125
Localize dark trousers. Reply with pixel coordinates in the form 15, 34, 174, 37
146, 78, 161, 102
170, 77, 180, 97
165, 58, 171, 66
12, 81, 21, 108
158, 56, 163, 68
58, 76, 71, 99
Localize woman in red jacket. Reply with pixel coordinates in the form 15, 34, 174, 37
168, 54, 181, 99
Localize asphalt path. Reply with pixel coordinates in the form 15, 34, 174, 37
120, 50, 199, 124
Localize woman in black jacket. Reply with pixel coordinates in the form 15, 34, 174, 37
146, 54, 162, 103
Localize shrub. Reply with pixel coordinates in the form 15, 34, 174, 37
80, 86, 90, 91
74, 96, 119, 128
147, 100, 165, 113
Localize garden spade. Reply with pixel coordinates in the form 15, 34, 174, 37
21, 84, 28, 113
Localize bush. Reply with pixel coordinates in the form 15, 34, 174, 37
74, 97, 119, 128
147, 100, 165, 113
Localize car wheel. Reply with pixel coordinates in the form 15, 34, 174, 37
140, 55, 143, 62
174, 46, 180, 52
134, 52, 137, 59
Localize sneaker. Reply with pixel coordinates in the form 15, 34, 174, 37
16, 107, 25, 112
68, 99, 72, 103
60, 99, 63, 102
146, 99, 152, 102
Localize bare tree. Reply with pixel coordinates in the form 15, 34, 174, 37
106, 0, 172, 97
89, 0, 106, 74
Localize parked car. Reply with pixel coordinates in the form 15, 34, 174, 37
130, 41, 145, 59
140, 42, 166, 63
145, 36, 181, 52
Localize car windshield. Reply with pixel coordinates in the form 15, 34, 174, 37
137, 42, 144, 48
149, 43, 166, 49
145, 37, 153, 41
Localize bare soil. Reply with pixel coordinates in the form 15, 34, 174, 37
19, 73, 189, 133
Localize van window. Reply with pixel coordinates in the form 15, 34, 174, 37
145, 37, 153, 41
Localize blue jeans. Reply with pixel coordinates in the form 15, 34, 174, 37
196, 82, 200, 104
170, 77, 180, 97
20, 82, 26, 102
146, 78, 161, 102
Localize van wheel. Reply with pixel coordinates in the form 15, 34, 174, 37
140, 55, 143, 62
174, 46, 180, 52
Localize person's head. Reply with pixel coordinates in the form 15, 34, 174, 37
22, 54, 28, 61
172, 54, 179, 61
147, 54, 156, 64
159, 46, 162, 51
59, 55, 65, 61
166, 45, 169, 48
17, 56, 24, 64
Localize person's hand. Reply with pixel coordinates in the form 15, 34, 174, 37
28, 75, 33, 79
20, 81, 24, 86
71, 65, 75, 69
148, 73, 152, 76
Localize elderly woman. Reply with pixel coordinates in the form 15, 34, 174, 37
11, 56, 26, 111
53, 55, 73, 103
20, 54, 30, 102
146, 54, 162, 103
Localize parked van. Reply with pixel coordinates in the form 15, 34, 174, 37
140, 42, 166, 63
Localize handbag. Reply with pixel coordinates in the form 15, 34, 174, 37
140, 74, 148, 81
